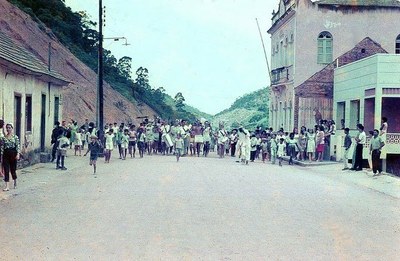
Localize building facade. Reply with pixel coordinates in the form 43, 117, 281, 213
0, 32, 69, 162
268, 0, 400, 131
334, 54, 400, 174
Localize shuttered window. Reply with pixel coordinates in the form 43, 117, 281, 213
317, 32, 333, 64
396, 35, 400, 54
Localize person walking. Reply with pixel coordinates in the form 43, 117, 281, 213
370, 129, 385, 176
238, 126, 250, 164
174, 134, 184, 162
84, 135, 102, 175
104, 129, 114, 163
1, 123, 21, 191
217, 123, 228, 158
342, 128, 352, 170
229, 129, 238, 157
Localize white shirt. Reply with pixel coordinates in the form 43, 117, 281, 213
358, 131, 366, 145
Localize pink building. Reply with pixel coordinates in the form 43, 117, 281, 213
268, 0, 400, 131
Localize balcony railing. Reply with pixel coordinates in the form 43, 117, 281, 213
271, 65, 293, 85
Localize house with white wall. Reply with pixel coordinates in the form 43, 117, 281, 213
268, 0, 400, 131
0, 32, 69, 163
334, 53, 400, 174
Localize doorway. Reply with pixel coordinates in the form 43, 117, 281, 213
14, 95, 22, 139
40, 94, 46, 152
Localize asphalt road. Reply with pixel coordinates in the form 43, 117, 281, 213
0, 151, 399, 260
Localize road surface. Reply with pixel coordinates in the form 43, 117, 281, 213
0, 151, 399, 260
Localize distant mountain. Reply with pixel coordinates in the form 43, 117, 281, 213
212, 88, 269, 130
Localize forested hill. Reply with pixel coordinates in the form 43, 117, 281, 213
212, 88, 269, 130
5, 0, 207, 122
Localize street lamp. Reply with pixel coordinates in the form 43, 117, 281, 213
104, 37, 131, 46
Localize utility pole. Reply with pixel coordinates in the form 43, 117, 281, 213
97, 0, 104, 141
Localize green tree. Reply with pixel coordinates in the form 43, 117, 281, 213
174, 92, 185, 111
117, 56, 132, 79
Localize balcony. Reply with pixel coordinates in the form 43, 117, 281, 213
271, 65, 293, 85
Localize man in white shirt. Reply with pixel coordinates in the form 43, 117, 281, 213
351, 124, 366, 171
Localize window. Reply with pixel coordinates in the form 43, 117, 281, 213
54, 96, 60, 124
396, 35, 400, 54
25, 95, 32, 132
317, 31, 333, 64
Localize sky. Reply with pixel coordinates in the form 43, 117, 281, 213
64, 0, 277, 115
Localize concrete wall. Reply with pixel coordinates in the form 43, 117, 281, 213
0, 66, 63, 154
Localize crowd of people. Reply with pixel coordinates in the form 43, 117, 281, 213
47, 116, 388, 173
0, 115, 388, 190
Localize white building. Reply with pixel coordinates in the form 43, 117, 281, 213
0, 32, 69, 163
334, 54, 400, 174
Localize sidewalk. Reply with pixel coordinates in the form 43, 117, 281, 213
282, 156, 400, 199
0, 153, 89, 201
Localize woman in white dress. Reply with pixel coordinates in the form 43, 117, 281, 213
306, 129, 316, 162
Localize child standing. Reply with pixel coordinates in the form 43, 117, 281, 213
137, 128, 146, 158
287, 133, 299, 165
277, 138, 286, 167
104, 129, 114, 163
56, 132, 69, 170
174, 134, 184, 162
342, 127, 352, 170
84, 135, 101, 175
73, 129, 83, 156
121, 129, 129, 160
261, 139, 268, 163
116, 127, 124, 159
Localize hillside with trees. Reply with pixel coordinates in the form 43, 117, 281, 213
212, 88, 269, 130
6, 0, 205, 121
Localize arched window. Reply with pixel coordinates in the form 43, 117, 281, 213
396, 35, 400, 54
317, 31, 333, 64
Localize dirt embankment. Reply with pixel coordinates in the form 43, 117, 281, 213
0, 0, 156, 125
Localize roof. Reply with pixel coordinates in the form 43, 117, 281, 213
295, 37, 388, 98
315, 0, 400, 8
0, 31, 69, 85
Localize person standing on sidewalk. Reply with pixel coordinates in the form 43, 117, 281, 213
370, 129, 385, 176
1, 123, 21, 191
50, 121, 64, 162
342, 128, 352, 170
351, 124, 366, 171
